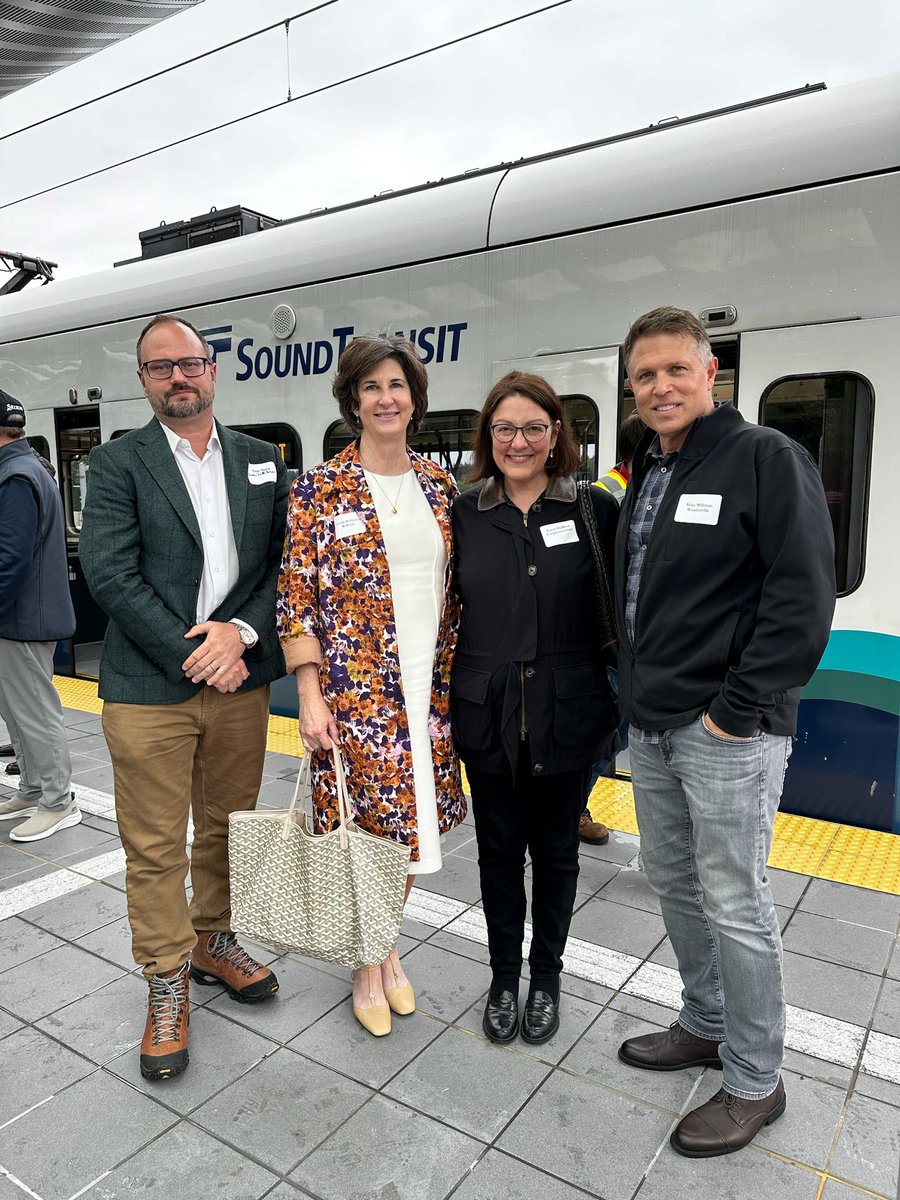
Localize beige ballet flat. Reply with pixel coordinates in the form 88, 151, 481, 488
352, 967, 391, 1037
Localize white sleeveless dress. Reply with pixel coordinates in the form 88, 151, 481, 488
364, 469, 446, 874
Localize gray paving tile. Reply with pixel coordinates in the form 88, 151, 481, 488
498, 1069, 671, 1198
820, 1181, 883, 1200
0, 1007, 22, 1038
798, 878, 900, 932
853, 1069, 900, 1109
256, 775, 302, 808
397, 941, 491, 1022
440, 823, 479, 855
107, 1004, 278, 1115
85, 1120, 279, 1199
0, 859, 55, 888
193, 1047, 373, 1174
290, 1093, 484, 1200
451, 1149, 595, 1200
400, 914, 439, 941
0, 1069, 176, 1200
0, 843, 46, 880
578, 830, 642, 866
20, 878, 128, 939
782, 950, 881, 1026
637, 1145, 822, 1199
426, 928, 491, 966
36, 971, 147, 1064
782, 1048, 853, 1092
19, 818, 117, 858
75, 913, 138, 970
606, 991, 678, 1028
887, 941, 900, 982
568, 895, 667, 958
205, 957, 349, 1042
559, 972, 615, 1007
289, 1000, 445, 1089
766, 867, 812, 909
455, 988, 603, 1066
0, 1025, 95, 1124
830, 1091, 900, 1196
594, 865, 662, 913
0, 914, 65, 970
546, 852, 619, 899
384, 1025, 549, 1139
71, 763, 116, 792
560, 1006, 713, 1111
423, 853, 483, 903
3, 941, 124, 1021
262, 1186, 313, 1200
782, 911, 893, 975
872, 977, 900, 1038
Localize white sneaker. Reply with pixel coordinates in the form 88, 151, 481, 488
9, 802, 82, 842
0, 794, 38, 821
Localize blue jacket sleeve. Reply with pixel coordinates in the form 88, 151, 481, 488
0, 477, 39, 618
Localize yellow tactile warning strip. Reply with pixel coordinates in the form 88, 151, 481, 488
54, 676, 900, 896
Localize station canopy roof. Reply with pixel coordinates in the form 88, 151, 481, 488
0, 1, 204, 98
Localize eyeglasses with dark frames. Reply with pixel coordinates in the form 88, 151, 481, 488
489, 421, 552, 444
140, 357, 211, 380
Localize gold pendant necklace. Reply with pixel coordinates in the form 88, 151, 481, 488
368, 469, 408, 515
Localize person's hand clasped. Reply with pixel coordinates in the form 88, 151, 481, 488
182, 620, 244, 686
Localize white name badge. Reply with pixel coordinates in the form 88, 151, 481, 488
247, 461, 277, 484
674, 494, 723, 525
540, 519, 579, 547
334, 511, 367, 539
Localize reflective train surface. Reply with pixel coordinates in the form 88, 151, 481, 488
1, 73, 898, 832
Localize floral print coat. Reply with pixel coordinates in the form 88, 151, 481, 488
276, 440, 466, 860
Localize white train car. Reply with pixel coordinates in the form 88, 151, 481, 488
1, 73, 898, 832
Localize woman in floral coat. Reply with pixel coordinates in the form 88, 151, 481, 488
276, 334, 465, 1037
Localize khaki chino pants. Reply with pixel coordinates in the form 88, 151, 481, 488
102, 684, 270, 976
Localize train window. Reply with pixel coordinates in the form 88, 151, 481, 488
228, 422, 302, 474
560, 395, 599, 480
26, 435, 51, 463
760, 373, 873, 595
55, 407, 101, 540
324, 411, 479, 484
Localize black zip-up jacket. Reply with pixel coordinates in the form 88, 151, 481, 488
451, 474, 619, 778
615, 403, 836, 738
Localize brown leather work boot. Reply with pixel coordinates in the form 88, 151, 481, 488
190, 931, 279, 1003
140, 963, 190, 1081
579, 809, 610, 845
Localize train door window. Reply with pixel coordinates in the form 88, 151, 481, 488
25, 436, 53, 471
560, 395, 599, 480
55, 407, 101, 539
324, 411, 479, 485
229, 423, 302, 477
760, 373, 873, 595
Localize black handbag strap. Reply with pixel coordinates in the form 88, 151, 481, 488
577, 480, 618, 667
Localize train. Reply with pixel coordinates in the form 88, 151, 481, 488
1, 72, 898, 832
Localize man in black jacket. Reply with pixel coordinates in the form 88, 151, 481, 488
613, 308, 835, 1157
0, 391, 79, 842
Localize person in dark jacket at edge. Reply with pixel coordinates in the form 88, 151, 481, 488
0, 390, 80, 841
451, 371, 619, 1047
613, 308, 835, 1158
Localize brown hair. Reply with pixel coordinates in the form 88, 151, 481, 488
468, 370, 581, 483
135, 313, 212, 367
332, 334, 429, 435
622, 306, 713, 376
618, 410, 648, 465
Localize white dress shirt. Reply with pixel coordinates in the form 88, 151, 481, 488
157, 420, 257, 642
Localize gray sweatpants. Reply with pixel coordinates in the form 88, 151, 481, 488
0, 639, 72, 811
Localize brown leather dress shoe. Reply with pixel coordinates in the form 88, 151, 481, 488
579, 810, 610, 845
140, 964, 190, 1081
671, 1078, 786, 1157
190, 931, 279, 1003
619, 1021, 723, 1071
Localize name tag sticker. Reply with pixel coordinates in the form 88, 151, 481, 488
540, 519, 579, 547
334, 511, 367, 539
247, 461, 277, 484
674, 494, 723, 525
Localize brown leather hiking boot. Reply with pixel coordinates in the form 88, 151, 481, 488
140, 963, 190, 1081
579, 809, 610, 845
190, 931, 279, 1003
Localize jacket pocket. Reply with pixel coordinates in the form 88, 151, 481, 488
450, 665, 494, 755
552, 660, 610, 755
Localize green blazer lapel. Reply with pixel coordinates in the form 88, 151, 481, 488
135, 419, 202, 548
219, 422, 249, 552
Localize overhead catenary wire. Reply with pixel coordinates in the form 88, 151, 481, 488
0, 0, 573, 213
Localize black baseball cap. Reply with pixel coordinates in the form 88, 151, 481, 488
0, 389, 26, 429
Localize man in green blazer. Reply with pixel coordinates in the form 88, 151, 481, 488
81, 313, 289, 1082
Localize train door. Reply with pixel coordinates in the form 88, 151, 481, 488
55, 405, 105, 679
738, 319, 897, 831
493, 347, 621, 478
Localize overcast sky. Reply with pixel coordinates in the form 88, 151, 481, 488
1, 0, 898, 283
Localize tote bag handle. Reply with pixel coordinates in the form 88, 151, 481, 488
282, 745, 353, 849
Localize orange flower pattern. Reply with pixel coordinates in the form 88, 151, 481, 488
276, 441, 466, 860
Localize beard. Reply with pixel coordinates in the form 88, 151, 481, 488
151, 384, 214, 420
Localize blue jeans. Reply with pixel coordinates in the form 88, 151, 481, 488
629, 715, 792, 1099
